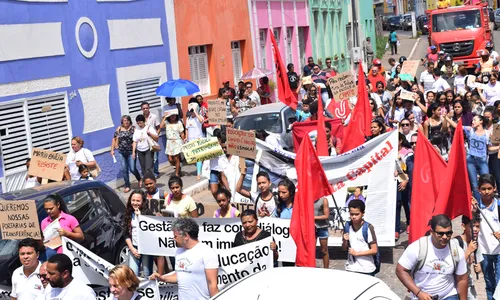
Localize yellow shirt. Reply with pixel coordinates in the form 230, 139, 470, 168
165, 194, 197, 217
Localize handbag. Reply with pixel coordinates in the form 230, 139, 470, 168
83, 150, 101, 178
147, 136, 161, 152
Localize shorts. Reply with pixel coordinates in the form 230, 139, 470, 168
316, 227, 329, 239
209, 170, 220, 184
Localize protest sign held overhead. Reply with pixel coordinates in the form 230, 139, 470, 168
28, 148, 67, 181
400, 60, 419, 77
400, 90, 417, 101
327, 72, 357, 103
226, 128, 256, 159
0, 200, 41, 240
207, 99, 227, 125
181, 137, 224, 164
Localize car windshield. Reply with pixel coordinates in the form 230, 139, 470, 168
234, 112, 282, 134
496, 9, 500, 16
432, 10, 481, 32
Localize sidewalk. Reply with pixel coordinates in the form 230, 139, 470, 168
381, 34, 419, 71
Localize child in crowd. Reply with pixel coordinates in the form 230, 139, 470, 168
78, 164, 93, 180
342, 200, 379, 276
213, 188, 240, 218
24, 158, 41, 188
295, 99, 312, 122
160, 112, 185, 177
455, 214, 483, 299
473, 174, 500, 300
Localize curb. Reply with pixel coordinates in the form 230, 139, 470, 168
184, 178, 209, 196
409, 37, 421, 60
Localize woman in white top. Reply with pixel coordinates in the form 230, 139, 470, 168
454, 65, 467, 96
186, 99, 205, 180
132, 114, 159, 177
479, 73, 500, 106
107, 265, 142, 300
64, 136, 96, 180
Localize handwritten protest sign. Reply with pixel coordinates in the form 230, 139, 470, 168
181, 138, 224, 164
0, 200, 41, 240
400, 60, 419, 77
207, 99, 227, 125
400, 90, 417, 101
226, 128, 256, 159
137, 216, 296, 262
28, 148, 67, 181
327, 72, 357, 103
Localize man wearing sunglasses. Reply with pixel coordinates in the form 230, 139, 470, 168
396, 214, 468, 300
11, 238, 43, 300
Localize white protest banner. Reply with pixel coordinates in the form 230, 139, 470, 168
253, 131, 398, 246
137, 216, 296, 262
62, 237, 164, 300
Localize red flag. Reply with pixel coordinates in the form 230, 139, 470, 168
340, 63, 372, 153
433, 120, 472, 220
315, 89, 329, 156
409, 129, 447, 243
269, 29, 298, 110
291, 137, 333, 267
292, 119, 344, 152
327, 99, 352, 121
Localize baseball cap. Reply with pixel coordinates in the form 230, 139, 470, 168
430, 45, 437, 50
438, 50, 445, 55
222, 79, 230, 84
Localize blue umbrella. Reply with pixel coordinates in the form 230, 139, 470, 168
155, 79, 200, 97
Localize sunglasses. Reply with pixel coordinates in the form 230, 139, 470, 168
310, 89, 317, 92
37, 273, 47, 279
410, 142, 417, 146
434, 230, 453, 237
401, 123, 410, 127
246, 86, 252, 89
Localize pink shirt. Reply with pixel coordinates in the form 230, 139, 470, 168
41, 211, 80, 253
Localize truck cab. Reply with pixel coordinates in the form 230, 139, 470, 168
428, 3, 493, 69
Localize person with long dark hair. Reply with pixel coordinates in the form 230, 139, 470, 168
41, 194, 84, 259
273, 177, 295, 219
423, 102, 449, 139
367, 119, 386, 141
396, 133, 412, 239
164, 175, 198, 218
123, 190, 153, 277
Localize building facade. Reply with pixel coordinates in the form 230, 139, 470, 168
173, 0, 255, 110
0, 0, 177, 192
249, 0, 313, 80
358, 0, 377, 62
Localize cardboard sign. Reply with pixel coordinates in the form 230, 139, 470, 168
28, 148, 67, 181
226, 128, 256, 159
0, 200, 41, 240
492, 124, 500, 145
207, 99, 227, 125
467, 75, 477, 87
181, 138, 224, 164
327, 72, 357, 103
400, 90, 417, 101
400, 60, 419, 77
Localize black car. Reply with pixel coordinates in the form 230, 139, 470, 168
388, 16, 401, 30
0, 180, 128, 285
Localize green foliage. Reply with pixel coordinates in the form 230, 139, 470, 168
376, 35, 388, 59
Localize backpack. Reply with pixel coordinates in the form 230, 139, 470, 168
412, 236, 460, 278
215, 207, 238, 218
344, 220, 380, 275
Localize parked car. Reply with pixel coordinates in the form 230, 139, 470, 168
495, 8, 500, 30
233, 102, 295, 151
417, 15, 429, 34
0, 180, 128, 285
387, 16, 401, 30
382, 16, 390, 30
400, 14, 412, 31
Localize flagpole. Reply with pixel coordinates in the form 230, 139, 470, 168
331, 194, 345, 228
475, 207, 500, 242
471, 220, 479, 280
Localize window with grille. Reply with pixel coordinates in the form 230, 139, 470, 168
259, 30, 267, 68
0, 102, 29, 172
189, 45, 210, 95
125, 77, 162, 118
231, 41, 243, 85
286, 27, 293, 65
273, 28, 280, 47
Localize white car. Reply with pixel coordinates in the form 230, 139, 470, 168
211, 267, 402, 300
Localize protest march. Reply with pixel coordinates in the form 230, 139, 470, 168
5, 2, 500, 298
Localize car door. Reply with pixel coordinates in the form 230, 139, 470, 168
63, 189, 115, 262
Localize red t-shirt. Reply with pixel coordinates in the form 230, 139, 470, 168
367, 73, 386, 92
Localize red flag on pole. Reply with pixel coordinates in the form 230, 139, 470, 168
409, 129, 447, 243
291, 136, 333, 267
340, 63, 372, 153
433, 119, 472, 220
269, 28, 298, 110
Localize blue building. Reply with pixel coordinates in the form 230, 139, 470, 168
0, 0, 179, 192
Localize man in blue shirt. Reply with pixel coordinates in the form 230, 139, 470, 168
303, 57, 315, 76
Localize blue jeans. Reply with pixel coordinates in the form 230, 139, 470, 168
154, 151, 160, 176
128, 245, 153, 277
118, 151, 141, 188
467, 155, 489, 202
395, 188, 402, 233
443, 295, 459, 300
481, 254, 500, 300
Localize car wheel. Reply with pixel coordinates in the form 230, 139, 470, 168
115, 241, 129, 265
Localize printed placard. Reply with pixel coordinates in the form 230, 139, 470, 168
226, 128, 256, 159
400, 60, 419, 77
400, 90, 417, 101
327, 72, 357, 103
0, 200, 41, 240
207, 99, 227, 125
181, 138, 224, 164
28, 148, 67, 181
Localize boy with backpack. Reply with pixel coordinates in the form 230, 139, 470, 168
454, 214, 483, 299
342, 200, 380, 276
